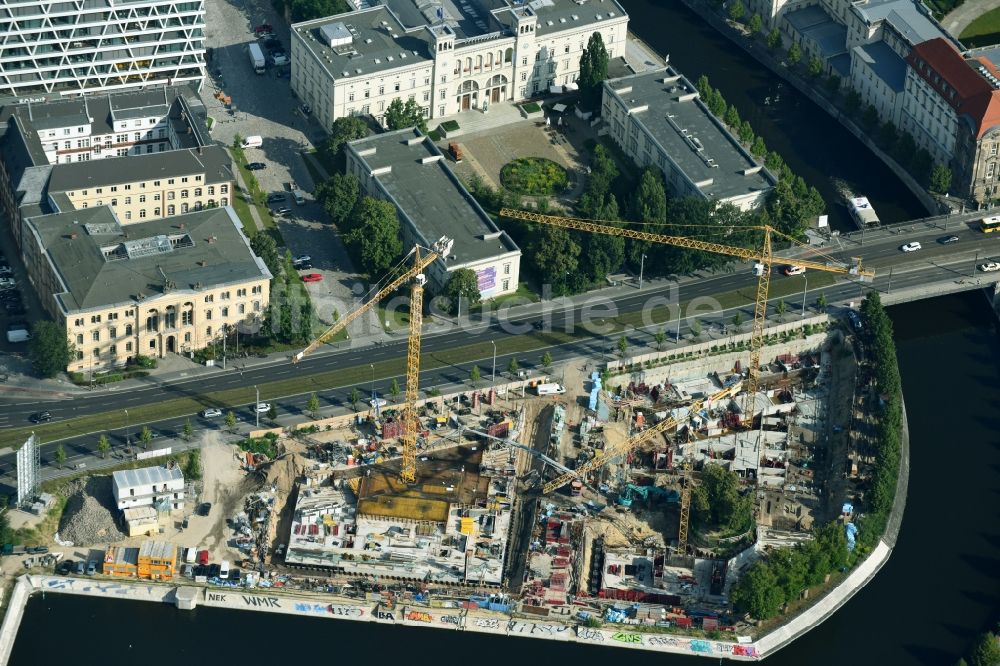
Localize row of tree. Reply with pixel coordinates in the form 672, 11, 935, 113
957, 626, 1000, 666
859, 292, 903, 519
730, 520, 849, 620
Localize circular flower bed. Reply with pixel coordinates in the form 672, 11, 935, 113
500, 157, 569, 196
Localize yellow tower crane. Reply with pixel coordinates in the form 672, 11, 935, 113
294, 238, 454, 484
500, 208, 874, 555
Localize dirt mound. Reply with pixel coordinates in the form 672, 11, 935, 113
58, 476, 125, 546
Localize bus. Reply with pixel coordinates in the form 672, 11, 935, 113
980, 216, 1000, 233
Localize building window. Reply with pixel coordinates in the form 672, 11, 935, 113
184, 332, 191, 343
504, 263, 511, 275
125, 324, 133, 336
168, 205, 175, 215
182, 310, 193, 326
181, 190, 189, 198
139, 210, 146, 219
502, 279, 510, 291
110, 344, 117, 355
238, 304, 245, 314
150, 340, 156, 349
110, 327, 117, 339
76, 334, 83, 345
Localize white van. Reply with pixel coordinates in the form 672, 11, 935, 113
536, 383, 566, 396
292, 189, 306, 205
219, 560, 230, 579
185, 547, 197, 564
242, 135, 263, 148
6, 328, 29, 343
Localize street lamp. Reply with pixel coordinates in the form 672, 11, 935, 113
800, 275, 809, 317
639, 254, 647, 290
370, 363, 375, 403
255, 384, 260, 428
490, 340, 497, 385
124, 409, 130, 448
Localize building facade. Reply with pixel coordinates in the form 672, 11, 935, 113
291, 0, 628, 130
902, 39, 1000, 201
602, 69, 776, 211
0, 1, 206, 98
345, 128, 521, 298
22, 206, 272, 373
112, 466, 185, 511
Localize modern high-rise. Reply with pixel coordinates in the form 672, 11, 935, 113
0, 1, 206, 99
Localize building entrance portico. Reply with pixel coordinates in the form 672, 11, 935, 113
458, 80, 479, 110
486, 75, 508, 104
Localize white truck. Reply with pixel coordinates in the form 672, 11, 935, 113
248, 43, 265, 74
536, 383, 566, 396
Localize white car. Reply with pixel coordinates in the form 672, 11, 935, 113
294, 255, 311, 264
979, 261, 1000, 273
201, 408, 223, 418
370, 397, 387, 409
900, 242, 922, 252
254, 402, 271, 413
0, 277, 15, 289
783, 265, 806, 276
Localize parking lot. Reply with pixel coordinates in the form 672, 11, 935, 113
0, 231, 45, 356
204, 0, 361, 327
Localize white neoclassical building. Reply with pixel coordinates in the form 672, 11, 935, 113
291, 0, 628, 130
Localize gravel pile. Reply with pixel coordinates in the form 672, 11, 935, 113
58, 476, 125, 546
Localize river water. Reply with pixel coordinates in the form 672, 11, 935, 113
10, 291, 1000, 664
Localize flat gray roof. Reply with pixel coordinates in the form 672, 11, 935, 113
47, 144, 232, 193
853, 0, 947, 47
292, 0, 626, 81
113, 465, 183, 489
346, 128, 519, 267
605, 69, 775, 202
26, 205, 271, 313
785, 5, 847, 59
854, 41, 906, 92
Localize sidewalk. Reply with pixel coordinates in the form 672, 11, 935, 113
941, 0, 995, 39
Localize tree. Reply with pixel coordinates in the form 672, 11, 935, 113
732, 311, 744, 328
617, 335, 628, 356
816, 293, 827, 310
349, 387, 361, 411
527, 225, 580, 296
97, 434, 110, 459
728, 0, 744, 21
971, 631, 1000, 666
314, 172, 360, 227
751, 136, 768, 158
541, 351, 553, 369
267, 404, 277, 420
766, 27, 781, 50
442, 268, 481, 315
654, 329, 666, 349
140, 426, 153, 450
384, 98, 428, 133
578, 32, 610, 109
28, 321, 73, 378
288, 0, 354, 22
507, 357, 519, 375
344, 196, 403, 277
862, 105, 879, 130
775, 299, 787, 319
738, 119, 755, 145
891, 132, 916, 168
845, 89, 862, 114
469, 365, 481, 384
232, 133, 244, 150
748, 13, 762, 34
731, 561, 784, 619
389, 377, 401, 402
786, 42, 801, 65
225, 410, 237, 432
807, 55, 823, 77
54, 444, 67, 468
321, 115, 368, 161
183, 418, 193, 441
250, 233, 280, 280
690, 319, 702, 338
185, 450, 203, 481
929, 163, 953, 194
307, 392, 321, 417
825, 74, 841, 95
724, 103, 741, 129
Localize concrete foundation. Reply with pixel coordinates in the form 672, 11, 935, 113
175, 586, 199, 610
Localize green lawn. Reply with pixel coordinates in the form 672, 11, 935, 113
960, 6, 1000, 47
231, 189, 258, 237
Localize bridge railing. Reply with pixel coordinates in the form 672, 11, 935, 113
838, 205, 1000, 246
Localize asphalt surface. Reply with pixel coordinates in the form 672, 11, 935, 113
1, 216, 999, 484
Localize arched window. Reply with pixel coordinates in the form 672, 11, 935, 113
475, 55, 482, 70
486, 52, 493, 67
504, 48, 513, 63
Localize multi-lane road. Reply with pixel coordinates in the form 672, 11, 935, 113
1, 217, 998, 478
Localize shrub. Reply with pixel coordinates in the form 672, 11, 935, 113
500, 157, 569, 195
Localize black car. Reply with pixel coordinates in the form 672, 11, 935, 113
27, 545, 48, 554
267, 193, 287, 203
199, 502, 212, 516
5, 304, 25, 315
247, 162, 266, 171
208, 564, 222, 578
295, 261, 313, 270
29, 411, 51, 423
937, 235, 960, 244
57, 560, 74, 575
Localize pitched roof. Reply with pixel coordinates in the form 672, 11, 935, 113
907, 38, 1000, 139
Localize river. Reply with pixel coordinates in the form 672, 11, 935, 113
10, 291, 1000, 664
625, 0, 928, 231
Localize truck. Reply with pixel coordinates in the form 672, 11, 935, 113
536, 383, 566, 396
248, 43, 265, 74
